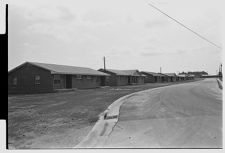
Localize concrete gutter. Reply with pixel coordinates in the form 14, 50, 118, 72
75, 91, 138, 148
75, 85, 170, 148
217, 79, 223, 89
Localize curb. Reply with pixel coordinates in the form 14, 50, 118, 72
75, 80, 203, 148
75, 85, 175, 148
75, 91, 139, 148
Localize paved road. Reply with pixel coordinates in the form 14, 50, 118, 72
101, 79, 222, 148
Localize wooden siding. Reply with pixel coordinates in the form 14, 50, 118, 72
53, 74, 103, 89
105, 73, 118, 86
117, 76, 129, 86
141, 72, 159, 83
137, 77, 145, 84
71, 75, 101, 89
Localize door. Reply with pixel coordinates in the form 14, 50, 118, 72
154, 76, 157, 82
128, 76, 131, 85
100, 76, 105, 86
66, 75, 72, 88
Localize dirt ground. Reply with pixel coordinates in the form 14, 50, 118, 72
8, 79, 201, 149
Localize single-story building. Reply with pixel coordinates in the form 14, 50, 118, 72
98, 69, 145, 86
157, 73, 169, 82
141, 71, 165, 83
186, 74, 195, 80
163, 73, 177, 82
177, 74, 186, 81
8, 62, 109, 94
123, 70, 146, 85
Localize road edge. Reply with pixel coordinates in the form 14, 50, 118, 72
75, 91, 141, 148
75, 85, 179, 148
75, 79, 203, 148
217, 79, 223, 89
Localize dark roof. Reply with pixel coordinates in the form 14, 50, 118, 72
101, 69, 144, 76
163, 73, 177, 77
9, 62, 109, 76
141, 71, 165, 77
122, 70, 145, 76
103, 69, 130, 76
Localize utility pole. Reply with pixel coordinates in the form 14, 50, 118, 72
219, 63, 222, 77
160, 67, 162, 73
103, 56, 106, 70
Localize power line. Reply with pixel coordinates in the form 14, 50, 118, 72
147, 2, 222, 49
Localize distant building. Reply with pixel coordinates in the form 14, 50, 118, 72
187, 71, 208, 78
158, 73, 169, 82
163, 73, 177, 82
98, 69, 145, 86
141, 71, 166, 83
178, 73, 195, 80
8, 62, 109, 94
201, 74, 219, 79
177, 74, 186, 81
186, 74, 195, 80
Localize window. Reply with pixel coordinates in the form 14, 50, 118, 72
53, 75, 61, 84
35, 75, 40, 84
54, 79, 61, 84
86, 76, 92, 79
96, 76, 100, 82
13, 77, 17, 86
76, 75, 82, 79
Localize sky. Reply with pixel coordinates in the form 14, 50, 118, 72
7, 0, 222, 74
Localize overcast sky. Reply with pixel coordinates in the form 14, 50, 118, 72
7, 0, 222, 74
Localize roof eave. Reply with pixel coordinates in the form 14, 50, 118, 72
51, 72, 109, 76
